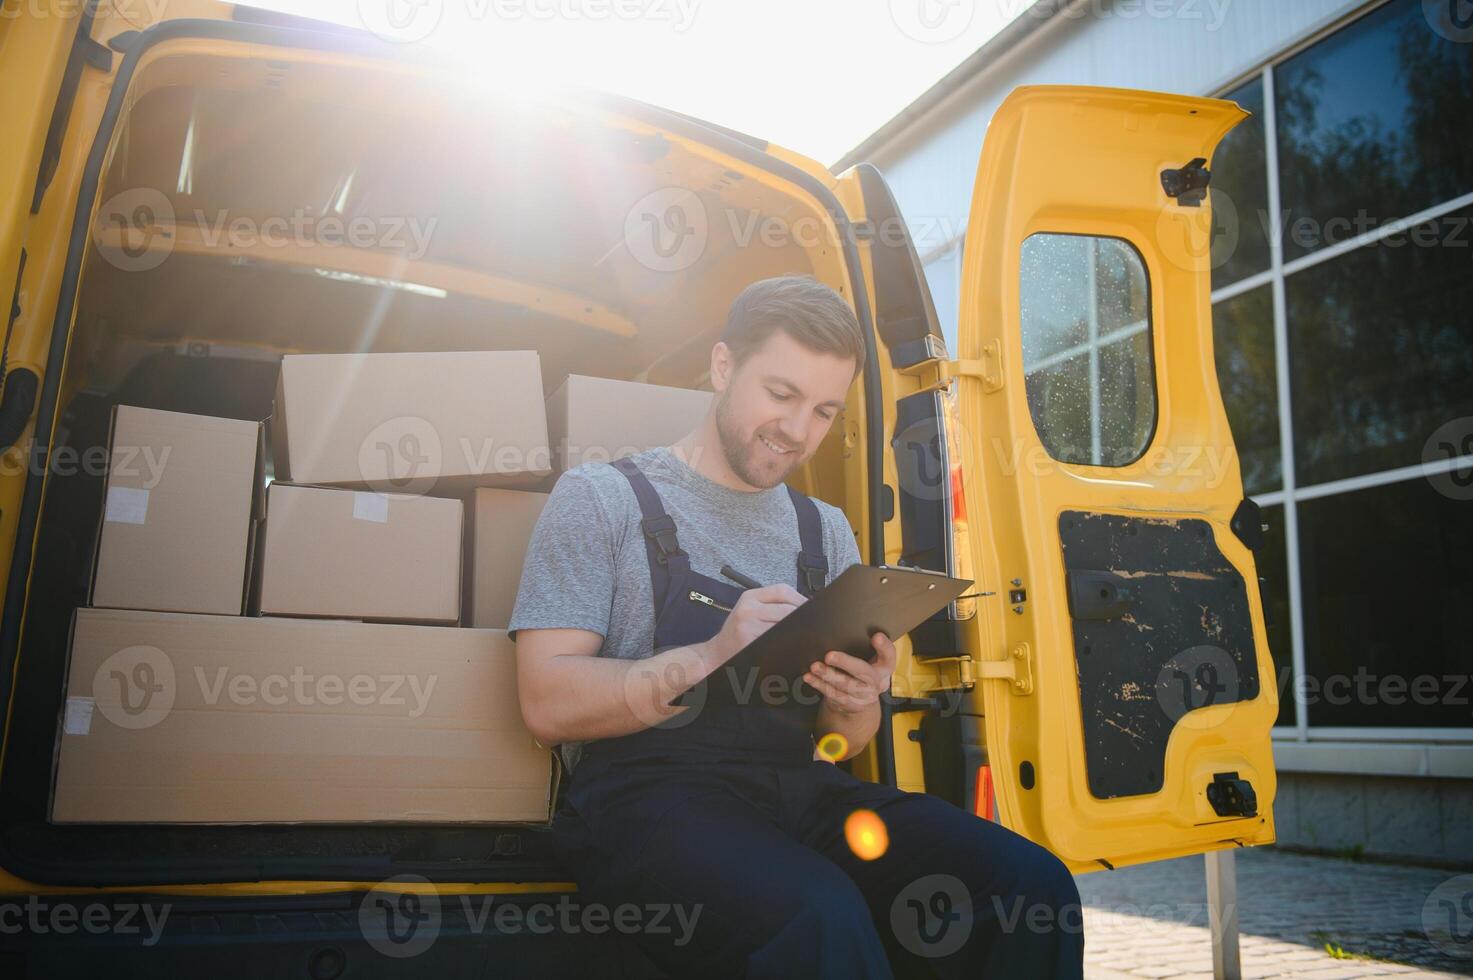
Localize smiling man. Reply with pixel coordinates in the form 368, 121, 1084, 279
510, 275, 1083, 979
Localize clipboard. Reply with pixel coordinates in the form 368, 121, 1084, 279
671, 564, 973, 707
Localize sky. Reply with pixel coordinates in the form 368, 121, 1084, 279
242, 0, 1026, 164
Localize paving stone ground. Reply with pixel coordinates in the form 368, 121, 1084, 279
1073, 847, 1473, 979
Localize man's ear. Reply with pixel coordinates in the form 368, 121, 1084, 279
710, 341, 735, 394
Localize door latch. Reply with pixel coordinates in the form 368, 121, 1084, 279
1161, 157, 1212, 207
1206, 771, 1257, 818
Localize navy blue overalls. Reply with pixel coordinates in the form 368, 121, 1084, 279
573, 456, 829, 776
552, 458, 1086, 980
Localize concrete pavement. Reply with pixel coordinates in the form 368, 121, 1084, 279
1074, 847, 1473, 979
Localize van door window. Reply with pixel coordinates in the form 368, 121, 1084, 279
1020, 233, 1155, 467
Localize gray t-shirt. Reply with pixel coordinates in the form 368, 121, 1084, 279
508, 446, 862, 770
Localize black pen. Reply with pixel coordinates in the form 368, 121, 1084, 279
720, 565, 764, 590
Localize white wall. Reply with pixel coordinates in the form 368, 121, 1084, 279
869, 0, 1374, 259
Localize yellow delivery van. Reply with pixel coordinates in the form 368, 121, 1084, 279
0, 1, 1277, 974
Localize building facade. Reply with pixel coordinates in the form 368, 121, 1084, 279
845, 0, 1473, 865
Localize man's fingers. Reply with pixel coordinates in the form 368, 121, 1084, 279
748, 584, 807, 606
811, 661, 869, 699
747, 600, 801, 622
870, 632, 898, 668
803, 672, 847, 705
821, 650, 873, 679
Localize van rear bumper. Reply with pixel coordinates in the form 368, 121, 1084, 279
0, 889, 668, 979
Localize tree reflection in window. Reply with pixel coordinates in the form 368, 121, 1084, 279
1275, 0, 1473, 262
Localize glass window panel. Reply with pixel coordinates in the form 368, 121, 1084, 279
1096, 333, 1155, 466
922, 244, 960, 358
1211, 77, 1271, 291
1297, 477, 1473, 728
1286, 206, 1473, 487
1021, 234, 1155, 466
1023, 352, 1093, 463
1256, 503, 1295, 729
1019, 234, 1092, 360
1275, 0, 1473, 262
1212, 286, 1281, 494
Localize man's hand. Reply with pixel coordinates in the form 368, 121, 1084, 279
701, 584, 807, 667
804, 631, 896, 715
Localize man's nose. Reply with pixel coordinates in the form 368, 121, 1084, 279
775, 410, 810, 447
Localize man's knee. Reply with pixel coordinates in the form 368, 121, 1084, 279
749, 864, 891, 978
1030, 847, 1083, 934
785, 862, 875, 930
956, 832, 1080, 927
1032, 846, 1080, 904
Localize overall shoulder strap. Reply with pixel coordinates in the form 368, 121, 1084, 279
611, 457, 685, 612
785, 485, 829, 597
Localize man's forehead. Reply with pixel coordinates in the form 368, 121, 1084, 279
752, 368, 852, 409
731, 330, 857, 400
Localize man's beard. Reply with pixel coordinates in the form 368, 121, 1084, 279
715, 390, 804, 490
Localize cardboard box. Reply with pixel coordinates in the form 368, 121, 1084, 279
466, 488, 548, 628
52, 608, 556, 824
255, 483, 463, 624
546, 375, 713, 473
91, 406, 262, 616
271, 350, 551, 494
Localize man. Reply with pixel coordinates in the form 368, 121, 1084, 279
511, 275, 1083, 978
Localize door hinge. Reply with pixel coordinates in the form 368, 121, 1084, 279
941, 341, 1004, 393
975, 642, 1034, 695
911, 655, 976, 692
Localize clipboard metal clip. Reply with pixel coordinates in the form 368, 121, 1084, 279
975, 642, 1035, 696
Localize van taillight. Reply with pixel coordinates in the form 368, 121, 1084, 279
950, 464, 966, 522
973, 764, 995, 821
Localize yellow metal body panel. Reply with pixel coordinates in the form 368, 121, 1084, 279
956, 86, 1277, 872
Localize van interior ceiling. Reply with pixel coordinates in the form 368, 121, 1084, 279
1, 47, 861, 884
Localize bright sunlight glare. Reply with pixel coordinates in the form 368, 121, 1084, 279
239, 0, 1022, 164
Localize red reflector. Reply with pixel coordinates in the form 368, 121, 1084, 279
973, 764, 995, 821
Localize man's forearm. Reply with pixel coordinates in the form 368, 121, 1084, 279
815, 699, 881, 759
525, 642, 723, 745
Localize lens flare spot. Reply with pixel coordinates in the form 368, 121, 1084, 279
845, 809, 889, 861
816, 732, 849, 762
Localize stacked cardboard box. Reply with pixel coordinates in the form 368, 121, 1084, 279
54, 609, 552, 823
546, 374, 713, 474
57, 360, 714, 824
465, 375, 714, 628
271, 350, 551, 494
254, 483, 463, 625
90, 406, 264, 616
57, 350, 561, 825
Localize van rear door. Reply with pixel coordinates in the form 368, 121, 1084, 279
954, 86, 1278, 870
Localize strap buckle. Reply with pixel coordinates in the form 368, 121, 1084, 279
641, 515, 683, 563
797, 552, 828, 596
